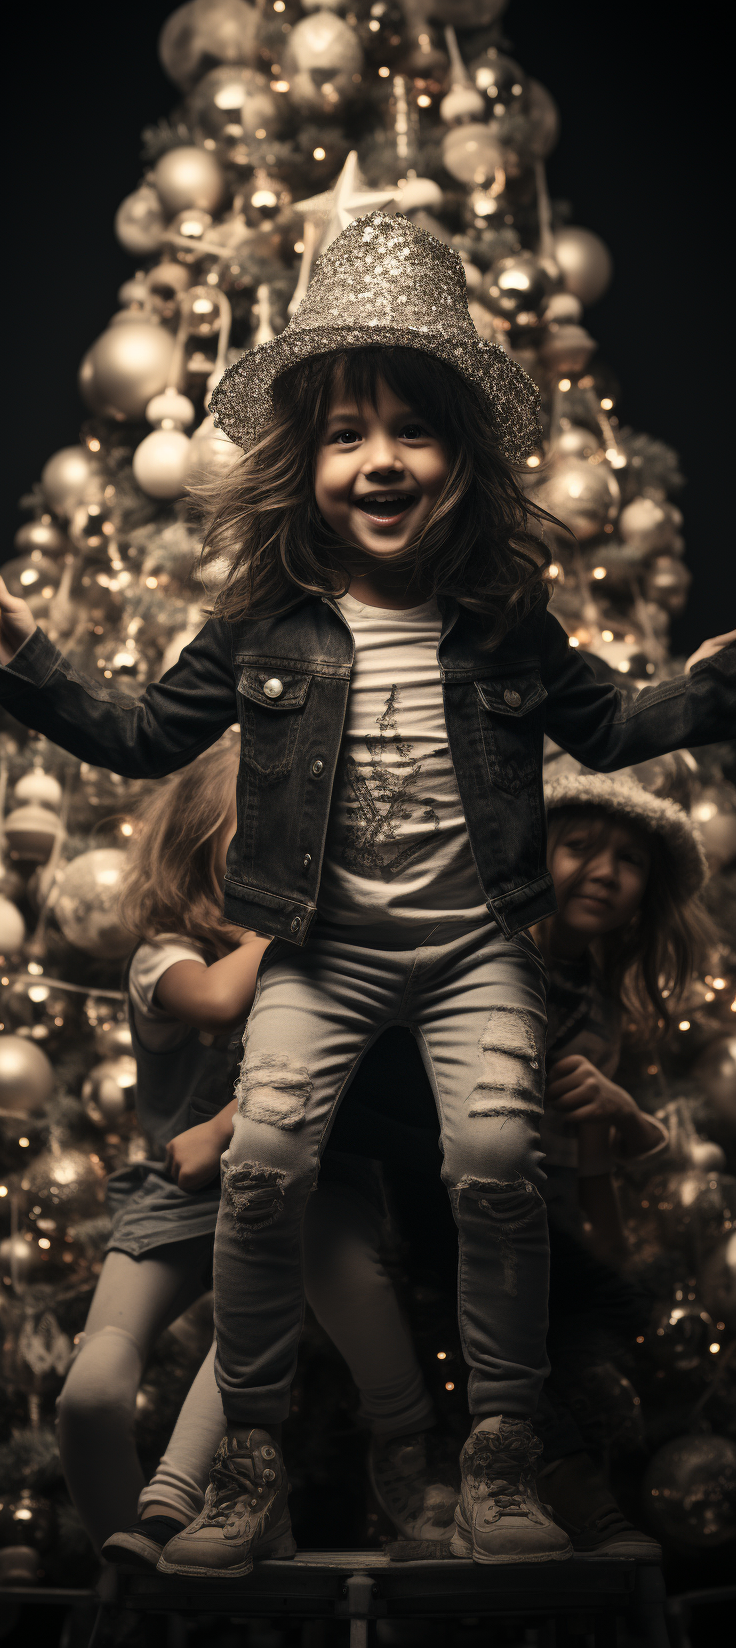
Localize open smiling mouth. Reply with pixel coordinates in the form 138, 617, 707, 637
353, 492, 418, 520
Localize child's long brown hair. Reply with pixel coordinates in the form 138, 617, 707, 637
193, 347, 556, 646
118, 734, 240, 957
536, 806, 715, 1037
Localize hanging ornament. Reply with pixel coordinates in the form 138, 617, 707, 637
0, 897, 25, 957
552, 226, 613, 306
0, 1036, 54, 1116
294, 150, 400, 256
655, 1169, 735, 1255
40, 446, 102, 518
0, 556, 61, 608
53, 848, 131, 958
644, 555, 692, 616
283, 10, 364, 120
479, 252, 555, 328
550, 424, 605, 462
699, 1230, 736, 1334
619, 495, 683, 552
0, 1491, 55, 1586
646, 1295, 716, 1375
397, 177, 443, 214
13, 770, 62, 812
118, 274, 151, 311
158, 0, 259, 91
188, 65, 285, 146
543, 291, 584, 325
2, 804, 63, 866
355, 1, 404, 69
441, 124, 504, 186
80, 321, 179, 422
0, 979, 76, 1049
538, 323, 597, 375
153, 146, 227, 217
114, 184, 167, 256
13, 520, 71, 559
643, 1436, 736, 1549
133, 381, 196, 500
466, 48, 528, 117
533, 455, 620, 540
94, 1018, 133, 1059
439, 27, 485, 126
82, 1055, 137, 1128
145, 261, 192, 320
186, 414, 240, 481
23, 1139, 107, 1219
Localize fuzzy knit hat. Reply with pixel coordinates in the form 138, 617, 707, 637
544, 773, 708, 900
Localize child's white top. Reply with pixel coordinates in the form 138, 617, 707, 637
129, 936, 207, 1052
317, 592, 487, 928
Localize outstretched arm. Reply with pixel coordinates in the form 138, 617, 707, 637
541, 608, 735, 769
0, 577, 237, 779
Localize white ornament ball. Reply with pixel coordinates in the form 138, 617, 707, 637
114, 184, 167, 256
153, 146, 226, 217
535, 456, 620, 540
552, 226, 613, 306
283, 11, 363, 74
439, 85, 485, 126
543, 291, 584, 324
0, 1035, 54, 1115
41, 446, 102, 517
186, 415, 240, 481
159, 0, 259, 90
619, 495, 682, 551
81, 322, 177, 421
441, 124, 503, 185
133, 429, 192, 499
397, 177, 443, 213
2, 805, 63, 865
145, 390, 196, 429
0, 897, 25, 956
54, 849, 130, 958
14, 520, 70, 558
14, 771, 63, 811
82, 1055, 137, 1126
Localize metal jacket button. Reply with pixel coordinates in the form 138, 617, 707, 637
263, 677, 283, 698
504, 688, 521, 707
311, 758, 324, 776
291, 917, 301, 933
303, 853, 312, 868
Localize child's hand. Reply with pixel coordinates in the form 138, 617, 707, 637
546, 1055, 636, 1125
685, 629, 736, 673
0, 575, 36, 666
165, 1115, 231, 1191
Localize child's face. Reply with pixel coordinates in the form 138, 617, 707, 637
314, 376, 450, 558
549, 817, 652, 943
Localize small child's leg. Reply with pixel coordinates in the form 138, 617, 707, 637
138, 1339, 225, 1525
57, 1239, 211, 1552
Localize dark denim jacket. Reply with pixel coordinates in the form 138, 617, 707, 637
2, 599, 733, 942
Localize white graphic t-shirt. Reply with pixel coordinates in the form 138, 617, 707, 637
317, 592, 487, 928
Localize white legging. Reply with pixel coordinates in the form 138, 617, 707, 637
57, 1178, 432, 1552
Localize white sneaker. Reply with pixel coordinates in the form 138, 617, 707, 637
450, 1417, 573, 1565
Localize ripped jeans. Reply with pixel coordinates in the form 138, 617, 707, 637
214, 917, 550, 1424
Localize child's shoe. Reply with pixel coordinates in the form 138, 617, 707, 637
368, 1431, 458, 1542
450, 1417, 573, 1565
102, 1515, 186, 1570
157, 1428, 296, 1578
537, 1452, 662, 1560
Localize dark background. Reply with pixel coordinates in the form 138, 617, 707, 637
6, 2, 733, 651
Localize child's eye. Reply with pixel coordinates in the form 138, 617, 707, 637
333, 428, 361, 445
400, 422, 429, 439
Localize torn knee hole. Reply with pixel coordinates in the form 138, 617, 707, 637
236, 1053, 312, 1130
224, 1162, 286, 1233
468, 1007, 545, 1116
457, 1176, 544, 1298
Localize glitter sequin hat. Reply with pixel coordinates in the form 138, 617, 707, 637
210, 212, 542, 462
545, 774, 709, 900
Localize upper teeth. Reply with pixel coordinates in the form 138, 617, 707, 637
363, 495, 409, 503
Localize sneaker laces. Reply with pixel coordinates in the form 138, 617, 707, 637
202, 1441, 260, 1528
465, 1423, 543, 1519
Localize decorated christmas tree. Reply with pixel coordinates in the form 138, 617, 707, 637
1, 0, 735, 1589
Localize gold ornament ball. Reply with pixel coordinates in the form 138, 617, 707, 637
94, 1020, 133, 1059
284, 11, 364, 75
480, 253, 555, 324
13, 520, 70, 558
114, 184, 167, 256
81, 322, 178, 422
551, 425, 603, 461
0, 1035, 54, 1115
0, 896, 25, 957
534, 455, 620, 540
82, 1055, 137, 1126
2, 803, 63, 865
0, 978, 74, 1047
153, 146, 226, 217
133, 429, 192, 499
14, 770, 62, 811
25, 1141, 106, 1217
538, 323, 596, 375
159, 0, 259, 90
0, 555, 60, 603
0, 1234, 47, 1289
643, 1436, 736, 1548
552, 226, 613, 306
188, 66, 285, 143
54, 848, 131, 958
41, 446, 102, 517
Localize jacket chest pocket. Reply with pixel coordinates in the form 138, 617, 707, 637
476, 672, 547, 797
237, 668, 311, 784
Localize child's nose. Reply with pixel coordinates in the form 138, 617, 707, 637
362, 435, 404, 473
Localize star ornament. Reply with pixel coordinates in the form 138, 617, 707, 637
294, 150, 401, 253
